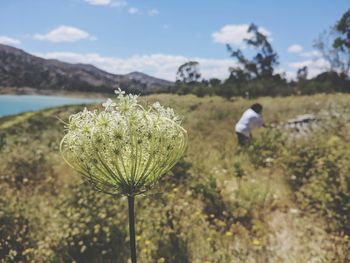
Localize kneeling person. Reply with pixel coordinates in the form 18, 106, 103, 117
235, 103, 264, 145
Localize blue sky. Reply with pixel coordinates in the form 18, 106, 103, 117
0, 0, 349, 80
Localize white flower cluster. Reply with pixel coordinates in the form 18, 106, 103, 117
60, 89, 188, 196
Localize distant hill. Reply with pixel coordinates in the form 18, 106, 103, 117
0, 44, 174, 94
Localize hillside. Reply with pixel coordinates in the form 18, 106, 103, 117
0, 44, 174, 94
0, 94, 350, 262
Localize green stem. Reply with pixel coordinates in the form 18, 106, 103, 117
128, 195, 137, 263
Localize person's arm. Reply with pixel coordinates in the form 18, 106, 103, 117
256, 116, 264, 128
250, 116, 264, 129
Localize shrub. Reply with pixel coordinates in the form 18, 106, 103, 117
283, 137, 350, 234
0, 146, 55, 191
154, 233, 190, 263
134, 189, 192, 262
0, 132, 6, 151
53, 182, 129, 263
230, 179, 270, 232
246, 128, 285, 167
191, 176, 230, 227
0, 193, 33, 262
159, 158, 192, 186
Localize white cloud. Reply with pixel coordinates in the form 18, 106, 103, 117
34, 51, 236, 81
0, 36, 21, 46
85, 0, 127, 6
274, 68, 296, 81
301, 50, 322, 58
148, 8, 159, 16
86, 0, 111, 5
288, 58, 330, 78
33, 26, 95, 43
163, 24, 170, 30
212, 24, 271, 47
128, 7, 139, 14
287, 44, 303, 53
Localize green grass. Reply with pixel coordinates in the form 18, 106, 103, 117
1, 93, 350, 262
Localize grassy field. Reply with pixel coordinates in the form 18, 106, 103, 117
1, 93, 350, 262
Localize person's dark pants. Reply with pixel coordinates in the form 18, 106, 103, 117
236, 132, 249, 146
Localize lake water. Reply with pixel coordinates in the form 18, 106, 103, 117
0, 95, 104, 117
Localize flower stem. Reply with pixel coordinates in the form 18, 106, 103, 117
128, 195, 137, 263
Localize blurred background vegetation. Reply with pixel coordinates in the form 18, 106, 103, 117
161, 10, 350, 100
1, 93, 350, 262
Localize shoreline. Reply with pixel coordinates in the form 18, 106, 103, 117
0, 87, 110, 99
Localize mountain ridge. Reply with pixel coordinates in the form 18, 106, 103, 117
0, 44, 174, 94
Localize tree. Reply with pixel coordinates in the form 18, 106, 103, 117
245, 24, 279, 78
227, 23, 279, 80
314, 9, 350, 76
223, 23, 285, 97
208, 78, 221, 88
295, 66, 309, 95
176, 61, 201, 84
333, 9, 350, 75
297, 66, 308, 80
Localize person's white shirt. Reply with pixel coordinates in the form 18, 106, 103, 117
235, 108, 263, 137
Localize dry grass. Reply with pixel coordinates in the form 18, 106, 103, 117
1, 93, 350, 262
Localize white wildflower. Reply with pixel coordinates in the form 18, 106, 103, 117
60, 90, 187, 196
102, 98, 116, 111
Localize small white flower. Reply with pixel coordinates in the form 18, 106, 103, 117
152, 101, 161, 109
114, 88, 126, 97
102, 98, 116, 110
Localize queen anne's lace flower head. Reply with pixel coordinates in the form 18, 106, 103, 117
60, 91, 188, 196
